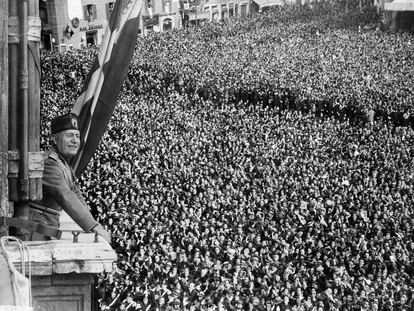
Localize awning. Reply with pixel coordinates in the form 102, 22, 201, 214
384, 0, 414, 11
253, 0, 283, 8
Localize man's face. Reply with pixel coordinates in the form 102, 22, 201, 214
55, 129, 80, 159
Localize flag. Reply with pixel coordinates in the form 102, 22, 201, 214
65, 25, 74, 38
71, 0, 142, 177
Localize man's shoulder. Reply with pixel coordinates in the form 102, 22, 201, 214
44, 149, 59, 162
43, 149, 69, 174
44, 149, 69, 168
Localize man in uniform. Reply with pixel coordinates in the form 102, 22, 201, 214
29, 113, 111, 242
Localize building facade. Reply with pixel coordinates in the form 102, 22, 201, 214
203, 0, 251, 21
200, 0, 282, 23
40, 0, 116, 51
381, 0, 414, 31
40, 0, 182, 51
39, 0, 286, 51
142, 0, 182, 34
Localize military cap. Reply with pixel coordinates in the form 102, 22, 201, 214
51, 113, 79, 134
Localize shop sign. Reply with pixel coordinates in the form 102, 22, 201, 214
80, 24, 104, 31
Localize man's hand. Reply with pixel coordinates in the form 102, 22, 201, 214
93, 225, 112, 243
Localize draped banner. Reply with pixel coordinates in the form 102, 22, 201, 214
71, 0, 142, 177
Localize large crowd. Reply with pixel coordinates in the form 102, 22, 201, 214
40, 2, 414, 310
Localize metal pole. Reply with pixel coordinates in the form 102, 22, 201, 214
19, 0, 29, 201
13, 0, 29, 240
0, 0, 9, 237
8, 0, 19, 202
28, 0, 42, 201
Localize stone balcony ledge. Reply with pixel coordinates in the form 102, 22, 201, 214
2, 212, 117, 311
5, 212, 116, 276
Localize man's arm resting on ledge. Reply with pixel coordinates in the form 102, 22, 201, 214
91, 224, 112, 243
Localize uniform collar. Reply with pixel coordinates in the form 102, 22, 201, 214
50, 147, 71, 166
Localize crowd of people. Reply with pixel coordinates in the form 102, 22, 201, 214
128, 3, 414, 126
40, 2, 414, 310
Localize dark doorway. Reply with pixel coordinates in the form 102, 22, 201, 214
86, 30, 97, 46
397, 12, 414, 32
41, 32, 52, 50
163, 18, 172, 31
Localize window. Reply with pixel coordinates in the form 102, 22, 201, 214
87, 4, 94, 16
106, 2, 115, 20
39, 0, 49, 24
163, 18, 172, 30
164, 0, 171, 13
84, 4, 97, 21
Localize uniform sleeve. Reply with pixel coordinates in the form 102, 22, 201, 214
43, 158, 98, 232
73, 182, 89, 208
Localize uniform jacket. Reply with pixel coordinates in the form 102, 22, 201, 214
29, 148, 98, 240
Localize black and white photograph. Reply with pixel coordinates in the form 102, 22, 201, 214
0, 0, 413, 310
